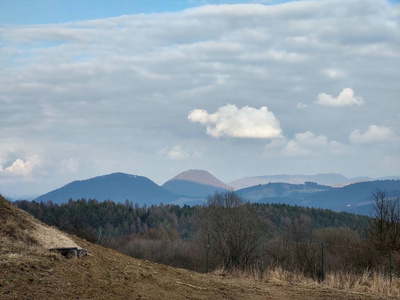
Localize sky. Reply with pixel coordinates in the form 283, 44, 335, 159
0, 0, 399, 198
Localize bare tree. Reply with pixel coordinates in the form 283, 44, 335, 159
370, 190, 400, 251
285, 215, 318, 276
196, 191, 267, 268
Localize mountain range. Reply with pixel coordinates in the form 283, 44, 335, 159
33, 170, 229, 206
236, 180, 400, 215
229, 174, 378, 189
27, 170, 400, 215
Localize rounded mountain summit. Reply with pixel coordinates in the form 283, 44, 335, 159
34, 172, 178, 205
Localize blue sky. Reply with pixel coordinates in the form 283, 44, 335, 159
0, 0, 296, 25
0, 0, 399, 198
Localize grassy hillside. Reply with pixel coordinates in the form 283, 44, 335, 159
0, 195, 395, 299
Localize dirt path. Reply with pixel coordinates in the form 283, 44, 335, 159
2, 235, 392, 300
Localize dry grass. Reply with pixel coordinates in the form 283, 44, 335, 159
0, 235, 61, 295
0, 196, 71, 265
0, 197, 37, 245
323, 270, 400, 298
0, 195, 393, 299
0, 196, 64, 295
31, 222, 79, 249
264, 266, 318, 286
219, 265, 399, 298
213, 265, 317, 286
0, 195, 80, 249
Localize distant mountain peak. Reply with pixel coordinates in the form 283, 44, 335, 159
162, 169, 231, 199
34, 172, 178, 205
167, 169, 230, 189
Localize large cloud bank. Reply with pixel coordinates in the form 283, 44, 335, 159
0, 0, 399, 195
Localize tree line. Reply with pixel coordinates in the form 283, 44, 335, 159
14, 192, 373, 273
14, 196, 369, 243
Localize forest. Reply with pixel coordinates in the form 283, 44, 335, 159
15, 192, 377, 275
14, 196, 370, 242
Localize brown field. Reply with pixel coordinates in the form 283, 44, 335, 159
0, 196, 396, 299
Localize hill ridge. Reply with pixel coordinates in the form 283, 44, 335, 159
230, 173, 373, 189
34, 172, 178, 205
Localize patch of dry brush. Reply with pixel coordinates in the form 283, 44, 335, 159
222, 265, 400, 299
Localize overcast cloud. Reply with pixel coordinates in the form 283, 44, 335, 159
0, 0, 399, 197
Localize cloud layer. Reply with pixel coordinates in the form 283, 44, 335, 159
265, 131, 335, 157
349, 125, 395, 144
0, 0, 399, 196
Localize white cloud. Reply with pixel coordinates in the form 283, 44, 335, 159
282, 131, 329, 156
294, 131, 328, 147
3, 154, 40, 176
349, 125, 395, 144
282, 140, 309, 156
159, 145, 201, 161
167, 145, 190, 160
188, 104, 283, 139
265, 137, 288, 149
265, 131, 332, 157
315, 88, 365, 107
60, 158, 79, 173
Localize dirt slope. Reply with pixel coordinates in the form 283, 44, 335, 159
0, 196, 393, 299
3, 236, 392, 300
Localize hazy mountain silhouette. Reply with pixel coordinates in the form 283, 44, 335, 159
237, 180, 400, 215
34, 172, 178, 205
230, 173, 372, 189
237, 181, 333, 201
31, 171, 400, 215
306, 180, 400, 214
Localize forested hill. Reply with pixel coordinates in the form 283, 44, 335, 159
34, 172, 178, 205
236, 180, 400, 215
15, 199, 370, 243
306, 180, 400, 213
